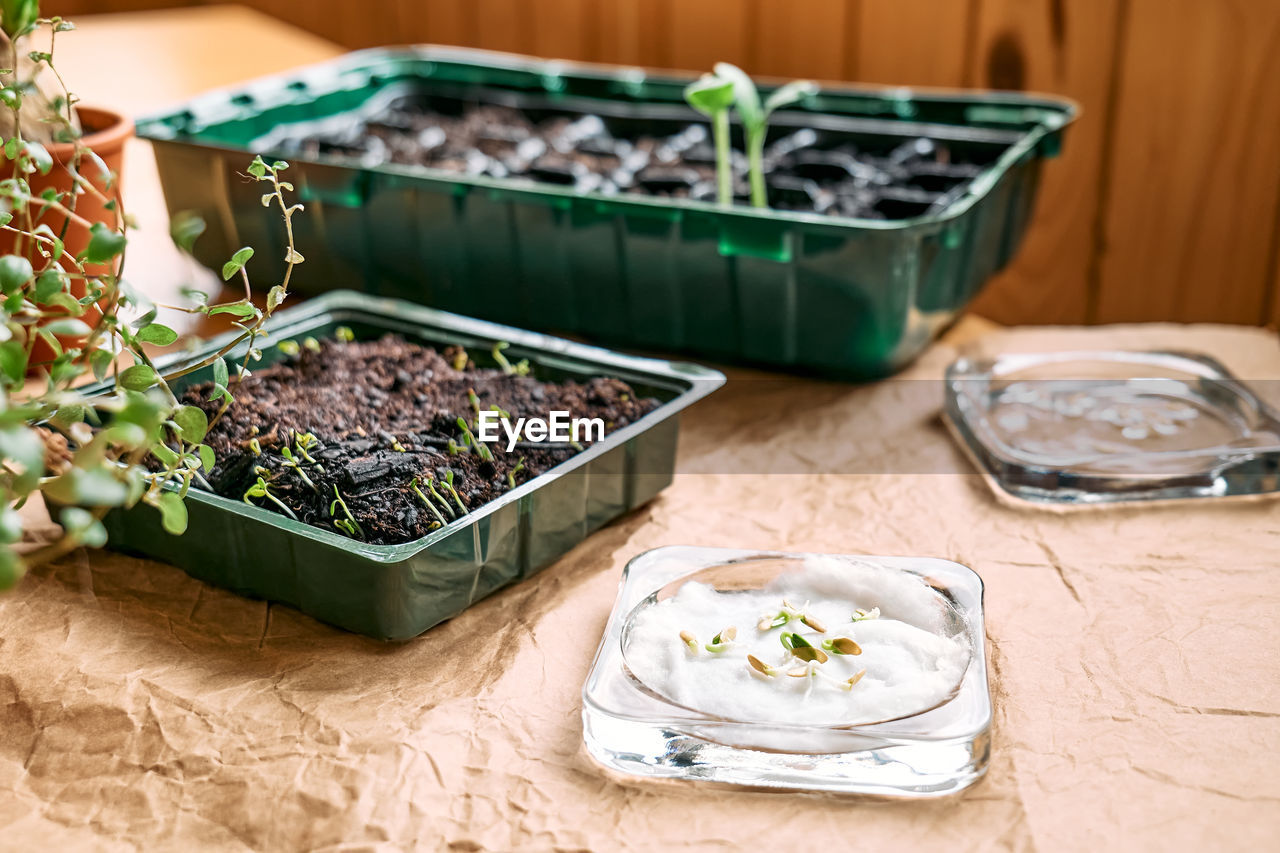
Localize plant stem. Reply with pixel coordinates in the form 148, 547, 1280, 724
747, 129, 767, 208
714, 109, 732, 206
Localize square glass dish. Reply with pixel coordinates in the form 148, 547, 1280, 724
945, 350, 1280, 504
581, 546, 991, 797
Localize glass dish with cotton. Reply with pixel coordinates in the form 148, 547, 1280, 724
581, 546, 991, 797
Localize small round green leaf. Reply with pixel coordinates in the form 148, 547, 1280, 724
0, 255, 34, 294
136, 323, 178, 346
80, 223, 127, 265
157, 492, 188, 535
173, 404, 208, 444
118, 364, 158, 391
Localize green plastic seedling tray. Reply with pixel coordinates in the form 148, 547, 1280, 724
136, 47, 1076, 378
101, 291, 724, 640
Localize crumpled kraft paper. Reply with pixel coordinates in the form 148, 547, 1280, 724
1, 319, 1278, 850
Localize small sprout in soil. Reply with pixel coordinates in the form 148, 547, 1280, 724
303, 336, 321, 353
852, 607, 881, 622
334, 326, 355, 342
491, 341, 531, 376
467, 389, 482, 424
569, 440, 584, 452
447, 439, 460, 456
780, 631, 829, 664
679, 630, 699, 654
746, 654, 778, 677
451, 348, 468, 371
293, 431, 320, 464
390, 437, 407, 453
409, 478, 447, 528
248, 438, 262, 456
329, 485, 366, 540
443, 471, 468, 515
822, 637, 863, 656
506, 457, 526, 490
243, 477, 297, 520
424, 478, 456, 519
279, 445, 318, 492
455, 417, 493, 461
682, 73, 737, 206
713, 63, 818, 208
704, 625, 737, 653
278, 339, 300, 357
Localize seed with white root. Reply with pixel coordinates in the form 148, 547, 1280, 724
843, 669, 867, 690
789, 645, 829, 664
704, 625, 737, 653
746, 654, 778, 677
823, 637, 862, 655
800, 613, 827, 633
679, 630, 698, 653
852, 607, 880, 622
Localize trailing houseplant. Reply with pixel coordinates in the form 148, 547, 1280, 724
0, 2, 304, 589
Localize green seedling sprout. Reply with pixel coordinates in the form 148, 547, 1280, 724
451, 348, 469, 371
293, 432, 320, 465
704, 625, 737, 653
279, 445, 317, 492
467, 389, 482, 425
278, 340, 300, 356
243, 477, 297, 520
329, 485, 365, 540
682, 73, 738, 205
408, 478, 447, 528
506, 457, 526, 490
443, 471, 468, 516
712, 63, 817, 208
455, 417, 493, 461
491, 342, 531, 376
424, 478, 456, 519
302, 336, 321, 353
334, 326, 355, 342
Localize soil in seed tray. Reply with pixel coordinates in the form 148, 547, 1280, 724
185, 336, 658, 545
276, 100, 989, 220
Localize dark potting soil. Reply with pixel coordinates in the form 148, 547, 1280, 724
277, 101, 986, 220
186, 336, 658, 545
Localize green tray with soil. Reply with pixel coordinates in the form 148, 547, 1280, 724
101, 291, 724, 640
136, 47, 1075, 378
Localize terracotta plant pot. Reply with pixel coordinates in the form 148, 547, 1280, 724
17, 106, 134, 366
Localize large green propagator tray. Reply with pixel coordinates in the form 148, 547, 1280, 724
102, 292, 724, 640
137, 47, 1076, 378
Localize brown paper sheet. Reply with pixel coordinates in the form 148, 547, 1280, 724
2, 319, 1278, 850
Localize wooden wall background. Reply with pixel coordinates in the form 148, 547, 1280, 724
47, 0, 1280, 328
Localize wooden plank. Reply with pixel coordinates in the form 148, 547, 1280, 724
472, 0, 534, 54
751, 0, 852, 82
596, 0, 666, 66
1269, 205, 1280, 328
665, 0, 753, 73
853, 0, 973, 86
1094, 0, 1280, 324
966, 0, 1122, 326
530, 0, 598, 61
